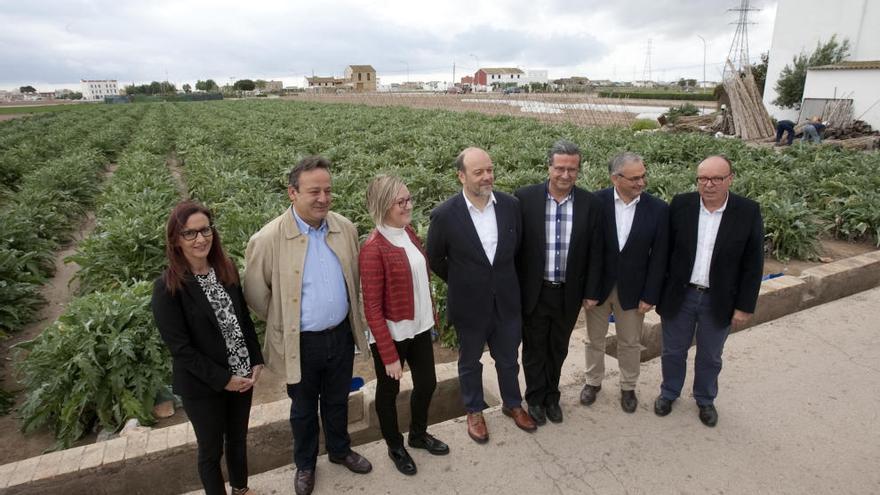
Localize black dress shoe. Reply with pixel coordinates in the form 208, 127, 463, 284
545, 403, 563, 423
388, 446, 417, 476
528, 404, 547, 426
698, 404, 718, 427
620, 390, 638, 413
579, 384, 601, 406
408, 433, 450, 455
294, 468, 315, 495
653, 396, 673, 416
328, 450, 372, 474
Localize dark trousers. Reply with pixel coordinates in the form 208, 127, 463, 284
370, 329, 437, 448
522, 285, 573, 407
659, 287, 730, 406
286, 318, 355, 470
776, 120, 795, 145
182, 389, 253, 495
457, 302, 523, 412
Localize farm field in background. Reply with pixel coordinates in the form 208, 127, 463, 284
1, 99, 878, 453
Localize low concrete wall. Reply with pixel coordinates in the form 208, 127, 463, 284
2, 250, 878, 494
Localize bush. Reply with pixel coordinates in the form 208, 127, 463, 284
631, 119, 660, 131
665, 103, 701, 123
16, 281, 170, 449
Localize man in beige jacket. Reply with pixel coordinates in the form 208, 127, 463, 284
244, 156, 371, 495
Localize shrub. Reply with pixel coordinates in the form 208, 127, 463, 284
631, 119, 660, 131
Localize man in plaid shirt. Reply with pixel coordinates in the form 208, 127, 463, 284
515, 140, 604, 425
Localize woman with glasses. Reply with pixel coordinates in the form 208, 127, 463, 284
358, 175, 449, 476
151, 200, 263, 495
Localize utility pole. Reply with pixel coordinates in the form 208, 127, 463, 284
642, 39, 653, 82
726, 0, 759, 74
697, 35, 707, 87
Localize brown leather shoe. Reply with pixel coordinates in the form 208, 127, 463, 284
466, 412, 489, 443
328, 450, 372, 474
502, 406, 537, 432
294, 468, 315, 495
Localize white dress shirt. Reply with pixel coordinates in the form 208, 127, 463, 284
463, 191, 498, 265
613, 188, 641, 251
367, 225, 435, 344
689, 195, 729, 288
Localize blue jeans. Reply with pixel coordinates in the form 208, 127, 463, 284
802, 124, 821, 143
659, 287, 730, 406
287, 318, 354, 470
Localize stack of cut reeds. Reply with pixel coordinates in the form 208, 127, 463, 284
722, 61, 774, 140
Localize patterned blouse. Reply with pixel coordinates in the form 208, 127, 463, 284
195, 268, 252, 377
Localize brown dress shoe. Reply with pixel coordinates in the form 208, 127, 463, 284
466, 412, 489, 443
328, 450, 372, 474
294, 468, 315, 495
502, 406, 537, 432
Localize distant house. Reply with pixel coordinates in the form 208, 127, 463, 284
552, 77, 591, 92
345, 65, 377, 92
631, 80, 656, 88
460, 75, 474, 86
523, 70, 549, 85
262, 80, 283, 93
474, 68, 525, 90
81, 79, 118, 101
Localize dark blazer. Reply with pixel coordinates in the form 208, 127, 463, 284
151, 271, 264, 399
514, 183, 604, 330
426, 191, 521, 330
657, 192, 764, 327
596, 188, 669, 310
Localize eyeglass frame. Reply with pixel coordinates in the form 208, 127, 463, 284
696, 174, 732, 185
615, 172, 648, 183
180, 225, 215, 241
393, 196, 413, 209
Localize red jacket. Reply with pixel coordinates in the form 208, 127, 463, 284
358, 226, 437, 365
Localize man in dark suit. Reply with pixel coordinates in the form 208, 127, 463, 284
427, 147, 537, 444
583, 152, 668, 413
515, 140, 604, 425
654, 155, 764, 427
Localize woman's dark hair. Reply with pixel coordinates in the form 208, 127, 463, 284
163, 200, 239, 294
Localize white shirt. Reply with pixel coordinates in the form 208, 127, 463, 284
367, 225, 434, 344
463, 191, 498, 265
613, 188, 641, 251
689, 195, 729, 288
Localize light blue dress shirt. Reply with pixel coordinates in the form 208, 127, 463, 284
291, 208, 350, 332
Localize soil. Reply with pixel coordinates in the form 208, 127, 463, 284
284, 93, 714, 128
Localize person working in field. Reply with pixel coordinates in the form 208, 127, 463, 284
243, 156, 372, 495
151, 200, 264, 495
358, 174, 450, 476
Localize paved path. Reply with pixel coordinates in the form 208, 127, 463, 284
189, 287, 880, 494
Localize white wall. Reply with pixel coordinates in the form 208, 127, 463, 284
763, 0, 880, 120
804, 68, 880, 129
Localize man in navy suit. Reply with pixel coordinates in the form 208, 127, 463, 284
583, 152, 668, 413
427, 147, 537, 444
515, 140, 604, 425
654, 155, 764, 427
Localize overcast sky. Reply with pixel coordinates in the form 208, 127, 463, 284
0, 0, 778, 91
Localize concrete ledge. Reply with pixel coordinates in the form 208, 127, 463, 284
800, 251, 880, 307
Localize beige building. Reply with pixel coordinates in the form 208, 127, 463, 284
344, 65, 376, 92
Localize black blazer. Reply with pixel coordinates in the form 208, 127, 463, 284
426, 191, 521, 330
151, 270, 264, 398
657, 192, 764, 327
515, 183, 604, 330
596, 188, 669, 310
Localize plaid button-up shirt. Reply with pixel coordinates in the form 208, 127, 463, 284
544, 186, 573, 282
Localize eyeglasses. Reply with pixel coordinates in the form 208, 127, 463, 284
393, 196, 413, 209
616, 173, 647, 183
696, 174, 731, 185
180, 226, 214, 241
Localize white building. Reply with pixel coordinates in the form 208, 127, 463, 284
802, 61, 880, 128
523, 70, 549, 85
80, 79, 119, 101
762, 0, 880, 123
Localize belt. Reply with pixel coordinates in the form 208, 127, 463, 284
542, 280, 565, 289
688, 283, 709, 292
301, 317, 350, 336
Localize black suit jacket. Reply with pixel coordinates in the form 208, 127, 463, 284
151, 271, 264, 398
657, 192, 764, 326
515, 183, 604, 330
426, 191, 521, 330
596, 188, 669, 310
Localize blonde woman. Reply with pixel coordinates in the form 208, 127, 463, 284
358, 175, 449, 476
